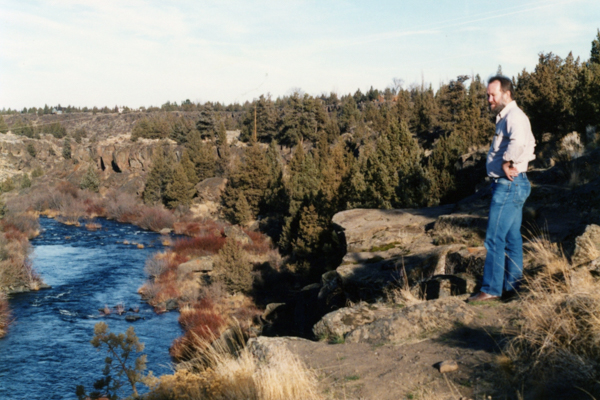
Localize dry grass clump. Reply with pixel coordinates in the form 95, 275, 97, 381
431, 225, 484, 247
0, 292, 11, 338
501, 234, 600, 397
148, 329, 323, 400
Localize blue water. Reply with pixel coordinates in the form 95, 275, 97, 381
0, 217, 182, 400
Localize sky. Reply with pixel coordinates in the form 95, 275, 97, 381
1, 0, 599, 110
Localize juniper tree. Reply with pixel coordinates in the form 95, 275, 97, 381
185, 130, 215, 181
240, 95, 277, 142
179, 150, 198, 186
215, 121, 230, 176
20, 173, 31, 189
142, 147, 173, 205
196, 104, 215, 139
591, 29, 600, 64
80, 164, 100, 192
165, 162, 194, 209
62, 138, 72, 159
213, 238, 253, 294
26, 143, 36, 158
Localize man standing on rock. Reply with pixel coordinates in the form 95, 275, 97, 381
468, 75, 536, 302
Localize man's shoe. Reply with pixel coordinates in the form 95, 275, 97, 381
502, 290, 520, 301
468, 292, 500, 302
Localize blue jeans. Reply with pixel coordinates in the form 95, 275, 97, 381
481, 174, 531, 296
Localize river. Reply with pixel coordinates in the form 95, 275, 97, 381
0, 217, 182, 400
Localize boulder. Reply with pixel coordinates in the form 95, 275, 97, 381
413, 274, 477, 300
314, 296, 474, 345
195, 177, 228, 202
438, 360, 459, 373
433, 213, 487, 233
572, 224, 600, 266
262, 303, 286, 322
177, 256, 214, 276
332, 206, 453, 253
313, 302, 396, 339
247, 336, 312, 362
445, 247, 486, 279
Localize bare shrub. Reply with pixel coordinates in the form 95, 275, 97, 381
144, 256, 168, 279
1, 213, 40, 238
104, 191, 140, 222
136, 206, 175, 232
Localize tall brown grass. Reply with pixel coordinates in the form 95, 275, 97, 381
147, 327, 323, 400
501, 234, 600, 397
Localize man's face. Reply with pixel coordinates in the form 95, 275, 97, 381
487, 80, 511, 115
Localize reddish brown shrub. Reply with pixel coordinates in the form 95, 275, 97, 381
136, 206, 175, 232
173, 219, 225, 237
83, 198, 106, 216
1, 213, 40, 238
104, 191, 139, 221
243, 229, 273, 254
56, 181, 79, 198
173, 235, 226, 257
170, 299, 227, 361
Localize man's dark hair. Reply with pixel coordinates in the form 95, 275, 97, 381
488, 75, 514, 98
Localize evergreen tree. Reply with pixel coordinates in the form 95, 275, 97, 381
180, 150, 199, 186
165, 162, 194, 208
26, 143, 36, 158
185, 130, 216, 181
215, 121, 230, 176
232, 191, 253, 226
221, 144, 271, 223
142, 147, 173, 205
80, 164, 100, 192
240, 95, 277, 142
591, 29, 600, 65
338, 96, 360, 133
213, 238, 253, 294
62, 138, 72, 159
196, 104, 215, 139
20, 173, 32, 189
517, 52, 581, 140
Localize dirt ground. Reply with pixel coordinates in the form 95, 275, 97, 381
284, 296, 521, 400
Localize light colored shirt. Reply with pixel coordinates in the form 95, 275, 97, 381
486, 100, 536, 178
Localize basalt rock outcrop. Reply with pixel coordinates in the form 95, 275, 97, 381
95, 136, 177, 175
313, 296, 474, 345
